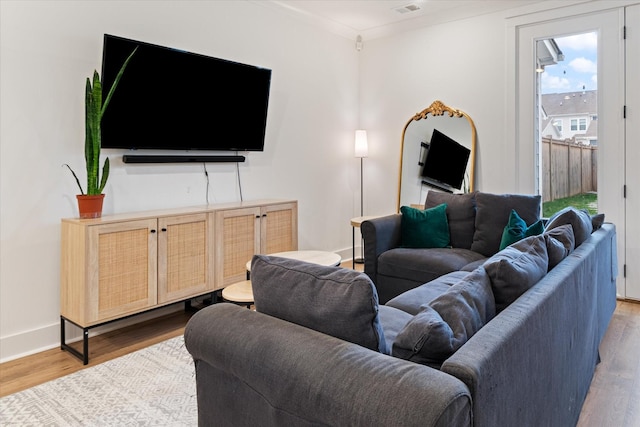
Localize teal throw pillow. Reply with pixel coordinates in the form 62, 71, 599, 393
499, 209, 544, 250
400, 204, 450, 248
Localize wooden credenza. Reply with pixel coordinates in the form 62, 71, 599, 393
60, 199, 297, 363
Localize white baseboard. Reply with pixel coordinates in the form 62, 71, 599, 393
0, 322, 61, 364
0, 304, 184, 364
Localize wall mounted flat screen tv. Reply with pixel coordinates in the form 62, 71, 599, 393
421, 129, 470, 192
101, 34, 272, 151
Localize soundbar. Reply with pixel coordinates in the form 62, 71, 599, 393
122, 155, 246, 164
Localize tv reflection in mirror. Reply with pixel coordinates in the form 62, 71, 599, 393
420, 129, 470, 193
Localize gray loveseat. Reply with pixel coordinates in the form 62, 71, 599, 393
185, 195, 617, 427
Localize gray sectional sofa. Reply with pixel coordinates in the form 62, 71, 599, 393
184, 192, 617, 427
362, 191, 546, 304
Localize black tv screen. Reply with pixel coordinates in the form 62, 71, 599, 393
101, 34, 271, 151
421, 129, 470, 191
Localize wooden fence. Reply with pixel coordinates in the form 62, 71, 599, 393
541, 137, 597, 203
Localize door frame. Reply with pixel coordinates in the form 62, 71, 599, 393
625, 4, 640, 300
506, 3, 628, 297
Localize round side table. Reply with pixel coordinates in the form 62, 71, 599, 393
221, 280, 254, 309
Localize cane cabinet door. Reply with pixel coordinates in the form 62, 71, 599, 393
157, 213, 212, 304
214, 201, 298, 288
214, 207, 261, 288
86, 219, 158, 324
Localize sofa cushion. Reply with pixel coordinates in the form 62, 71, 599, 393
400, 204, 450, 248
590, 212, 605, 230
392, 267, 495, 366
545, 206, 593, 247
425, 191, 477, 249
471, 192, 542, 257
483, 235, 549, 312
499, 209, 545, 250
251, 255, 389, 353
543, 224, 575, 270
392, 306, 453, 367
378, 247, 487, 287
386, 271, 469, 315
460, 258, 487, 272
378, 305, 414, 349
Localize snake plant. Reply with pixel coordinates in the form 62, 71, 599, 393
64, 47, 137, 195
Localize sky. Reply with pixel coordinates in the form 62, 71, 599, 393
540, 31, 597, 94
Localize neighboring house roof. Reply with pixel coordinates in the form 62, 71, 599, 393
542, 90, 597, 116
540, 90, 598, 144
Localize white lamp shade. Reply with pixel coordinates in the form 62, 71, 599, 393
354, 130, 368, 158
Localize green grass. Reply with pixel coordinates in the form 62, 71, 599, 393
543, 192, 598, 218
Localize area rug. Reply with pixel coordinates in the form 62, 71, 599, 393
0, 336, 197, 426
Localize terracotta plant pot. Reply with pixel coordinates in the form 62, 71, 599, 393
76, 194, 105, 219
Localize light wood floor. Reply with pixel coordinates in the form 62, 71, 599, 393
577, 300, 640, 427
1, 262, 639, 426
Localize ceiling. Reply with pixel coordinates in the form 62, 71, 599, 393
258, 0, 549, 41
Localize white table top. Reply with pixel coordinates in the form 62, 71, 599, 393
246, 250, 342, 272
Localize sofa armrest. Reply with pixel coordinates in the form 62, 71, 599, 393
440, 224, 617, 427
185, 303, 471, 427
361, 214, 402, 285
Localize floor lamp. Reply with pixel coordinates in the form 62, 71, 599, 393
354, 130, 368, 263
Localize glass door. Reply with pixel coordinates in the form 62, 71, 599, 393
536, 32, 598, 218
513, 8, 627, 298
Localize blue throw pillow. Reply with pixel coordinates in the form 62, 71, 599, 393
400, 204, 450, 248
499, 209, 544, 251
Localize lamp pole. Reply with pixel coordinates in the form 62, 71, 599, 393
360, 156, 364, 218
354, 130, 368, 264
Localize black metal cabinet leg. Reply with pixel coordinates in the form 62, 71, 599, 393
60, 317, 65, 350
83, 329, 89, 365
60, 316, 90, 365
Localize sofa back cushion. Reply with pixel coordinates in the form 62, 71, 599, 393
425, 191, 477, 249
591, 212, 605, 230
471, 192, 542, 257
386, 270, 469, 315
483, 235, 549, 312
392, 267, 495, 366
251, 255, 388, 353
545, 206, 593, 248
543, 224, 575, 270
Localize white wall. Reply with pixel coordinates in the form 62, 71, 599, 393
358, 12, 523, 218
0, 1, 360, 361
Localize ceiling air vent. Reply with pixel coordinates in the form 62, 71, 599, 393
393, 3, 422, 14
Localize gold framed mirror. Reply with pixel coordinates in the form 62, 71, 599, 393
396, 100, 477, 211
